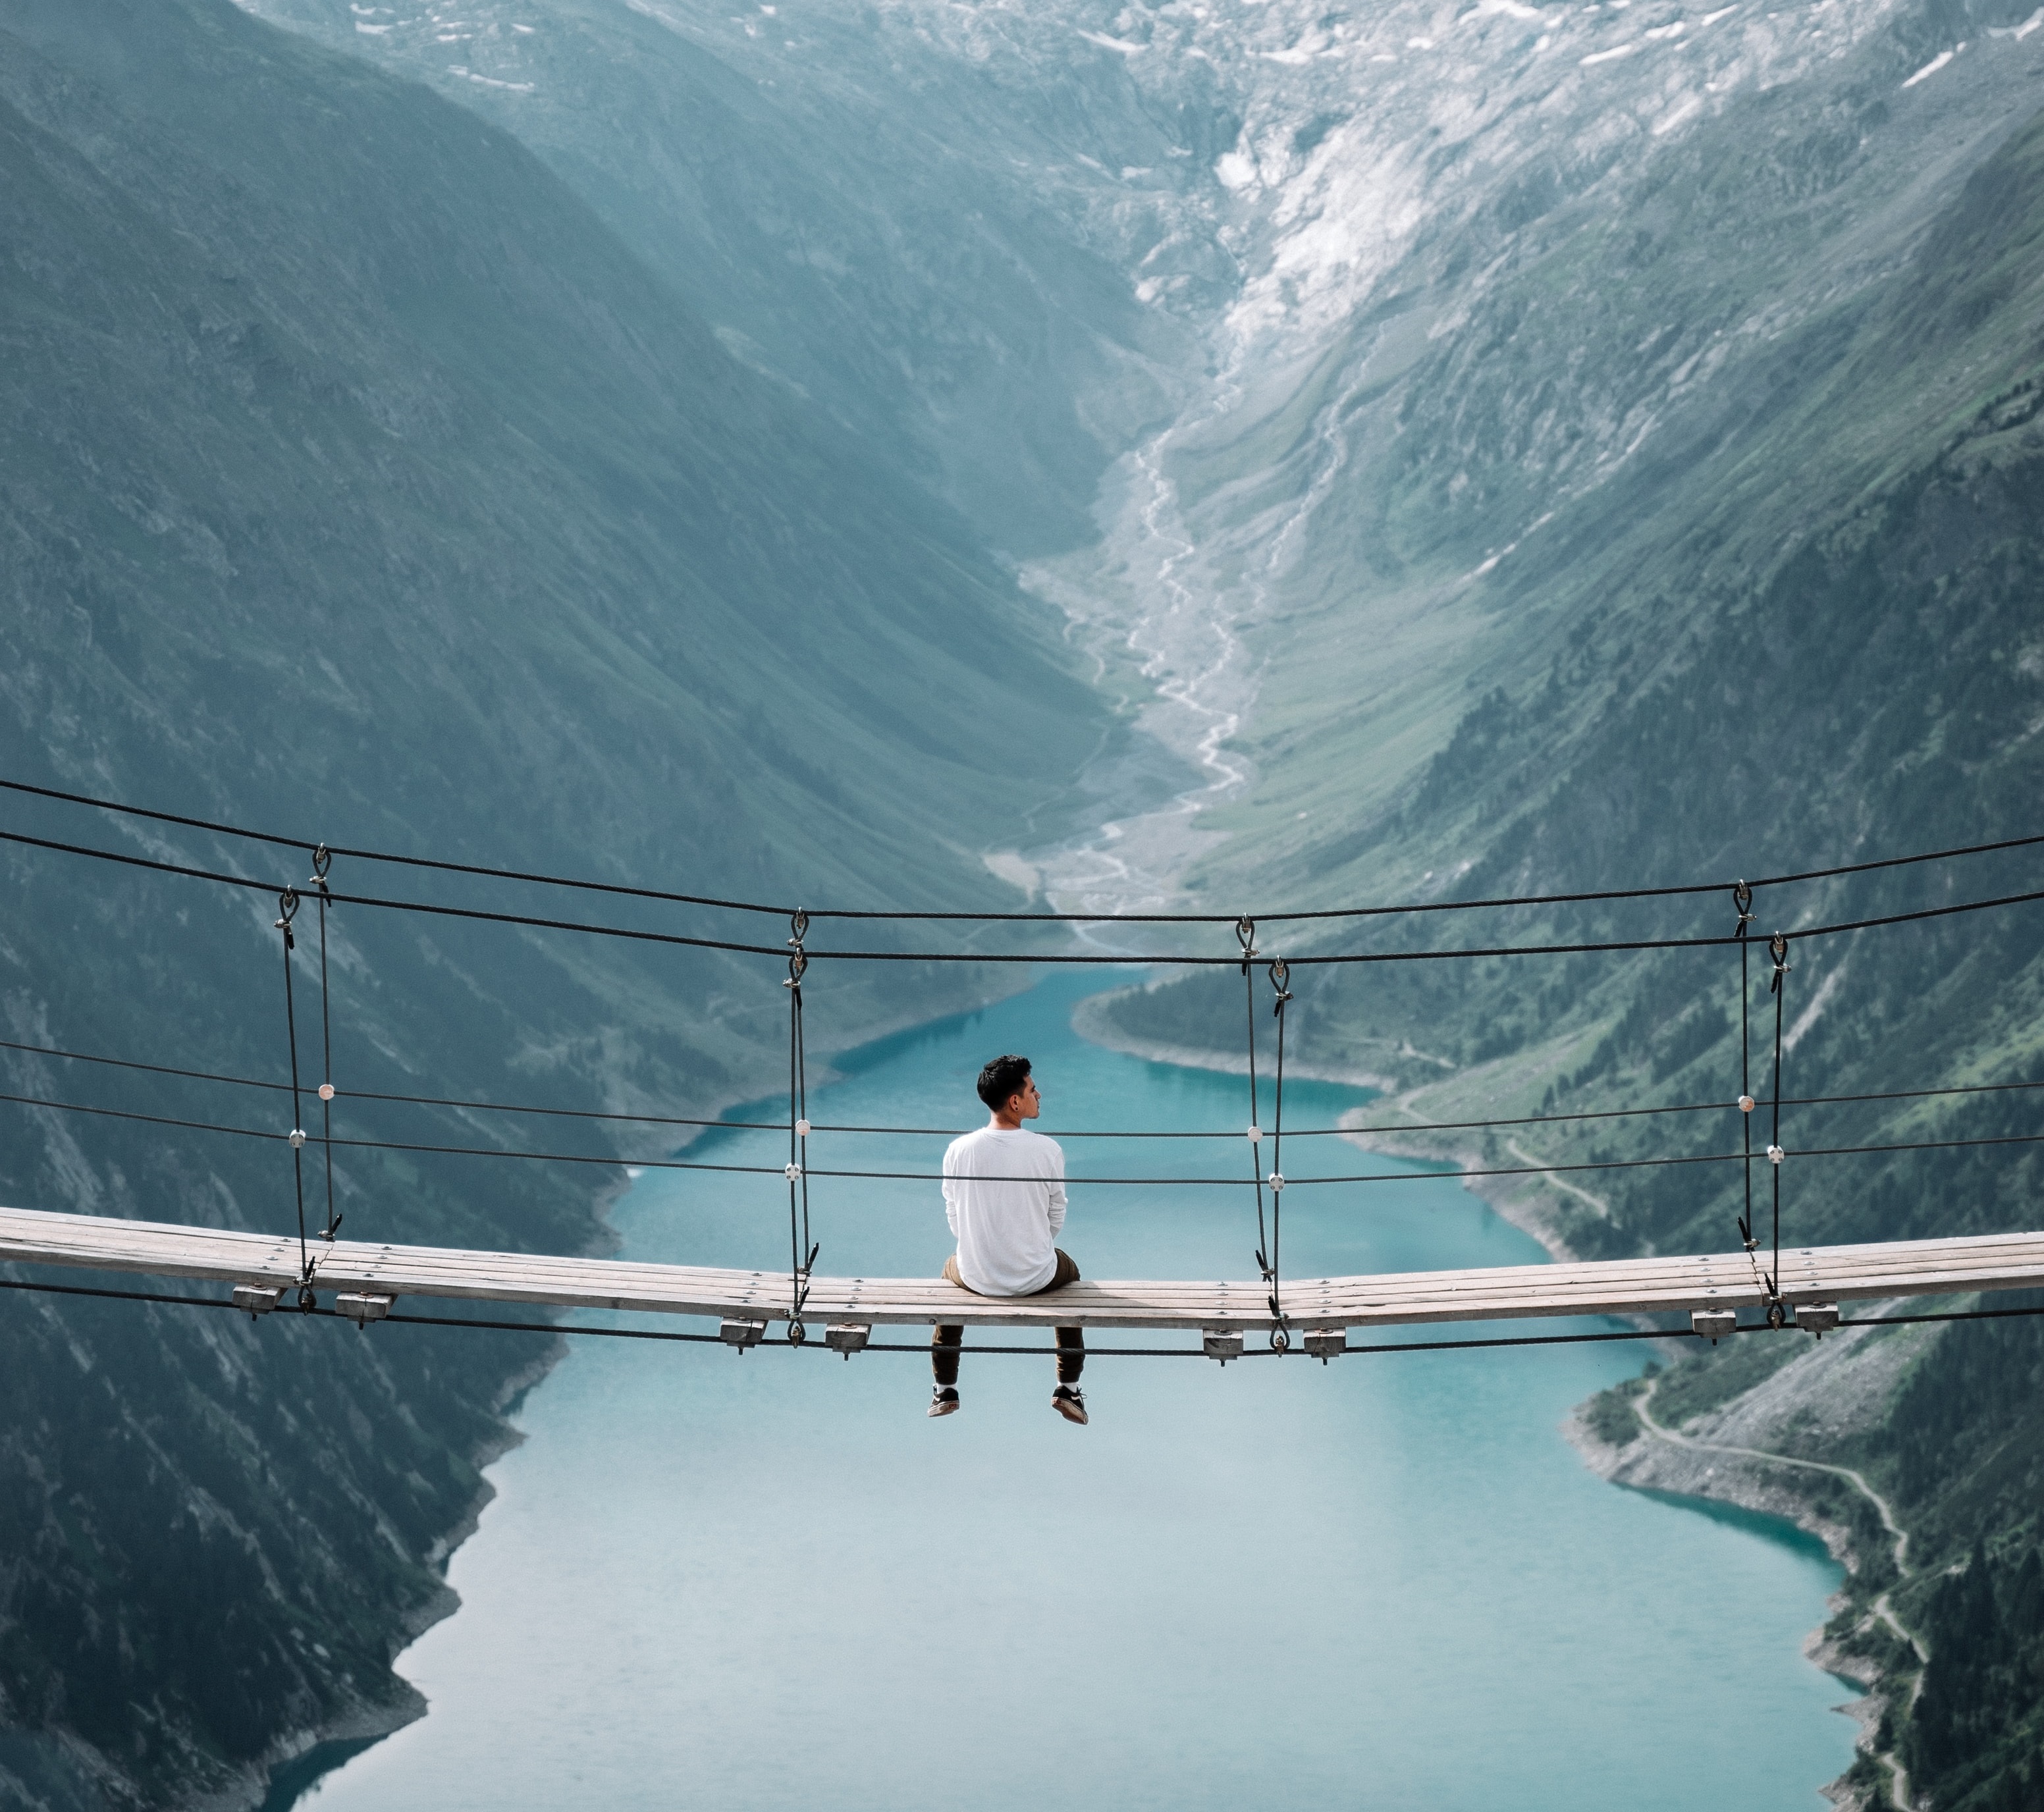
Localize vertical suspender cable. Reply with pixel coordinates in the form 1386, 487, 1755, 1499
1237, 918, 1272, 1289
273, 888, 311, 1296
1733, 882, 1756, 1252
310, 847, 340, 1240
1766, 932, 1792, 1323
784, 910, 815, 1337
1266, 957, 1294, 1345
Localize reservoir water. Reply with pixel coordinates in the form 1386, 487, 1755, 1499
300, 973, 1857, 1810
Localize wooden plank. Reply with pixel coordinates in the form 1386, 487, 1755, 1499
6, 1202, 2044, 1333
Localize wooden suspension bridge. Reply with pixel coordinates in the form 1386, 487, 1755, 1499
6, 1202, 2041, 1358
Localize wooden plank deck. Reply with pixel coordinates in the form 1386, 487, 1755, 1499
4, 1202, 2043, 1333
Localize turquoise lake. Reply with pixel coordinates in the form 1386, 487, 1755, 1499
298, 972, 1858, 1809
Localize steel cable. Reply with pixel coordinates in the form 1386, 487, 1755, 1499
5, 1086, 2041, 1188
7, 774, 2041, 925
7, 1274, 2044, 1360
5, 1032, 2041, 1140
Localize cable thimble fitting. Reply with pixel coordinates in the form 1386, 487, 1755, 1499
1235, 916, 1257, 970
1732, 880, 1753, 938
1768, 932, 1791, 993
309, 844, 332, 895
1268, 957, 1292, 1013
274, 888, 298, 951
786, 909, 808, 990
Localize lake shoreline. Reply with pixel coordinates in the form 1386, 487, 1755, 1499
1072, 991, 1885, 1809
1564, 1401, 1893, 1811
269, 974, 1051, 1808
1068, 990, 1586, 1264
301, 976, 1859, 1809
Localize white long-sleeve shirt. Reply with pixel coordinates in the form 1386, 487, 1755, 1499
942, 1122, 1067, 1296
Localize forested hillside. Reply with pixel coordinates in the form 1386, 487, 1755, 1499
0, 0, 1137, 1803
1104, 65, 2044, 1812
9, 0, 2043, 1800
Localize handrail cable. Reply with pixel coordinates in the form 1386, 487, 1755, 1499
1733, 882, 1757, 1256
784, 913, 816, 1331
4, 775, 2041, 926
6, 1032, 2041, 1138
310, 847, 340, 1241
3, 1084, 2039, 1186
1264, 956, 1294, 1334
1766, 932, 1792, 1318
1239, 919, 1271, 1310
3, 825, 2041, 967
273, 890, 311, 1287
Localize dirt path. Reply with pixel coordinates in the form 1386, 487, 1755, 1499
1633, 1374, 1925, 1809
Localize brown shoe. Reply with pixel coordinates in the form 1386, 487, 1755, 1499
1052, 1385, 1088, 1426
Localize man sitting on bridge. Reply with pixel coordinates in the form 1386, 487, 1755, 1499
929, 1053, 1087, 1424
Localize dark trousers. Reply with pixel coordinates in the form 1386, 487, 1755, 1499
933, 1248, 1084, 1387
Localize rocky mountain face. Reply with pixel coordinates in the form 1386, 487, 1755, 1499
0, 0, 1139, 1804
245, 0, 1222, 559
8, 0, 2043, 1801
265, 0, 2041, 907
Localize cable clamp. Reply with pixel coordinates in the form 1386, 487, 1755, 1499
1738, 1094, 1755, 1113
784, 1161, 803, 1182
1732, 880, 1753, 938
1268, 957, 1291, 1012
1245, 1124, 1262, 1144
784, 909, 809, 989
274, 888, 298, 951
309, 845, 332, 895
1768, 932, 1791, 992
1203, 1326, 1245, 1362
1767, 1144, 1784, 1165
1235, 915, 1257, 969
318, 1082, 336, 1102
1267, 1171, 1285, 1192
288, 1128, 308, 1149
794, 1117, 811, 1138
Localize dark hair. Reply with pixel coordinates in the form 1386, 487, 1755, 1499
977, 1054, 1033, 1111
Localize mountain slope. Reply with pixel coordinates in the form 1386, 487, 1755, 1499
244, 0, 1216, 558
1098, 59, 2044, 1812
0, 1, 1143, 1804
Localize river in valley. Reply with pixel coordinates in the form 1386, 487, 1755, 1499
295, 971, 1858, 1810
